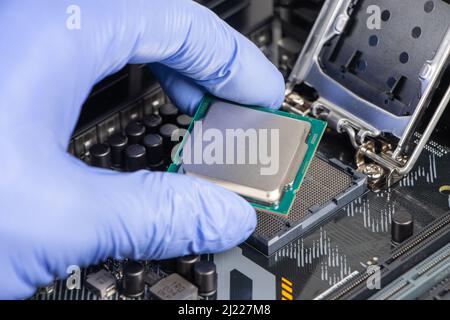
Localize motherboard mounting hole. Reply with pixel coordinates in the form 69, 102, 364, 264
369, 35, 379, 46
381, 10, 391, 21
358, 59, 368, 72
424, 1, 435, 13
399, 52, 410, 64
412, 26, 422, 39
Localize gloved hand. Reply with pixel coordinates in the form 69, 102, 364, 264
0, 0, 284, 299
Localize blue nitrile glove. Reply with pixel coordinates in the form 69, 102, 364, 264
0, 0, 284, 299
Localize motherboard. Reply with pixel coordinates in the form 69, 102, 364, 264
32, 0, 450, 301
33, 93, 450, 301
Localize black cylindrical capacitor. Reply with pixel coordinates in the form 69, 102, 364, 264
143, 114, 163, 134
391, 211, 414, 244
159, 259, 177, 274
194, 261, 217, 297
122, 261, 145, 298
89, 143, 112, 169
108, 133, 128, 168
125, 144, 147, 172
176, 114, 193, 129
125, 121, 146, 145
143, 134, 164, 168
159, 124, 180, 155
159, 104, 179, 123
177, 255, 200, 282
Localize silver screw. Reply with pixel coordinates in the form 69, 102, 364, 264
363, 164, 384, 181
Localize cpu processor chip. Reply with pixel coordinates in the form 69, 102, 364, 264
169, 97, 327, 215
181, 101, 311, 205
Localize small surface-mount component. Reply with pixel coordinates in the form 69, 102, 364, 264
169, 97, 327, 215
144, 271, 162, 287
37, 282, 56, 296
85, 269, 117, 300
149, 273, 198, 300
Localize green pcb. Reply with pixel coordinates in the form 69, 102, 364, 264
168, 96, 327, 215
